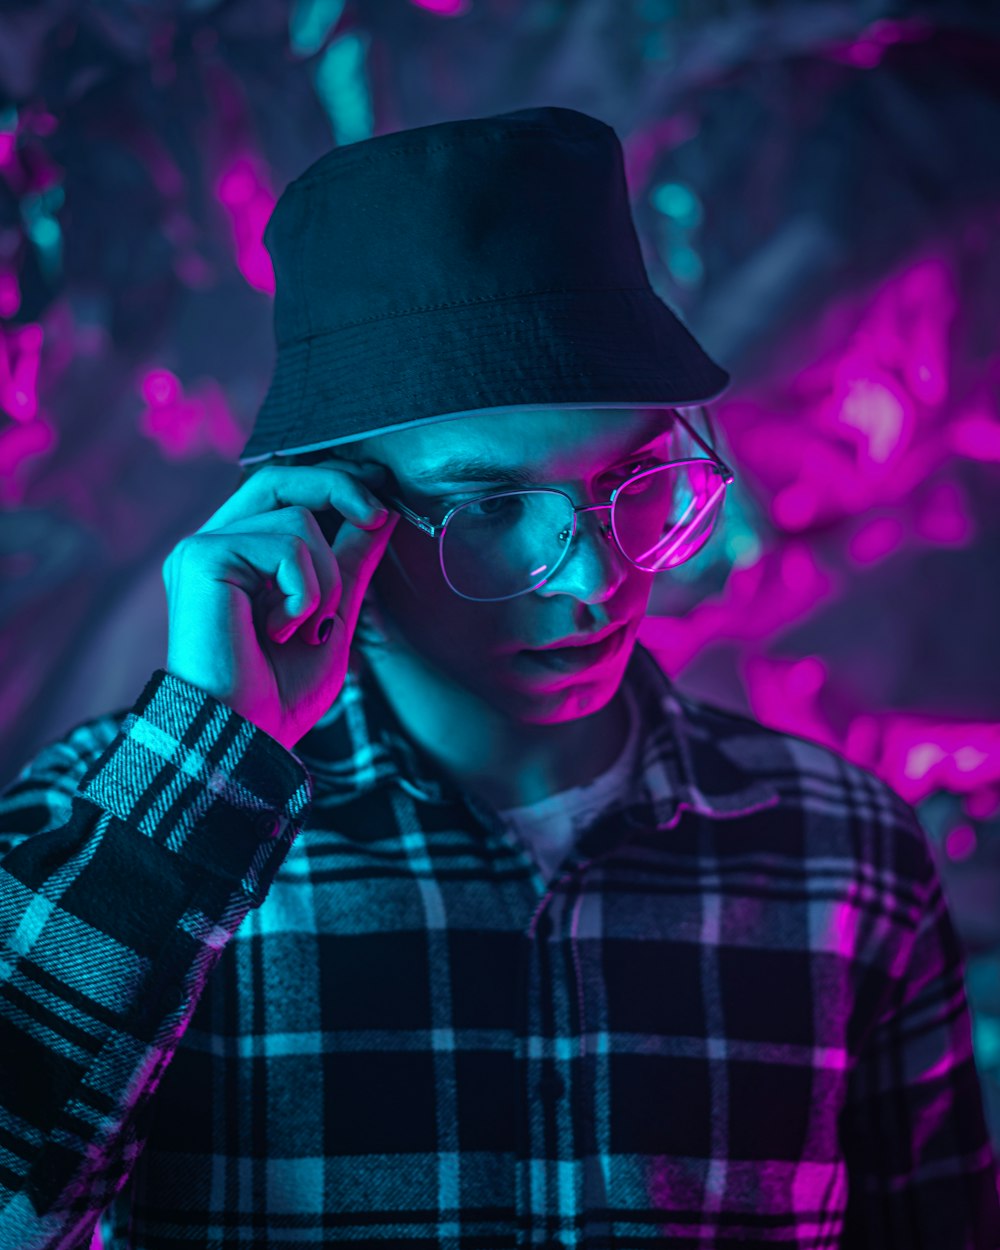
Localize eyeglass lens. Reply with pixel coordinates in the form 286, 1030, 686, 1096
439, 461, 727, 601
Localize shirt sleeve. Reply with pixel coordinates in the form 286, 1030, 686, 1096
839, 803, 1000, 1249
0, 668, 313, 1250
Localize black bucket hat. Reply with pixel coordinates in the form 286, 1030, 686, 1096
238, 105, 729, 465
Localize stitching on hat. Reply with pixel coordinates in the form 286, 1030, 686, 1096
296, 190, 310, 338
292, 127, 601, 187
289, 284, 653, 340
286, 335, 312, 452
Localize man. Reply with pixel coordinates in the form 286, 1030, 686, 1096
0, 107, 997, 1250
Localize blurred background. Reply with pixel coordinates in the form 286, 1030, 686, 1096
1, 0, 999, 1156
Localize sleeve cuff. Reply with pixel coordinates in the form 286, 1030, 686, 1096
79, 669, 313, 906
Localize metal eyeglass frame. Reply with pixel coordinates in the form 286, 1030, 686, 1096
369, 405, 735, 602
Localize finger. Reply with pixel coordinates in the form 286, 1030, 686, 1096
213, 506, 343, 646
267, 540, 323, 643
182, 530, 323, 644
199, 464, 388, 535
331, 510, 399, 638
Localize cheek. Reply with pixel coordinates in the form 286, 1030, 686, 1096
623, 567, 657, 609
369, 527, 444, 619
371, 528, 516, 649
390, 524, 441, 580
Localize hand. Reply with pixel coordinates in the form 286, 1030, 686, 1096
162, 462, 398, 751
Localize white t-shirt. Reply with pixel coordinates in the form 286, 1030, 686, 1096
496, 682, 641, 883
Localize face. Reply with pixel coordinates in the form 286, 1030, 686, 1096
338, 407, 677, 725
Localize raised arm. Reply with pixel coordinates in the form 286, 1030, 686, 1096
0, 671, 311, 1250
0, 458, 397, 1248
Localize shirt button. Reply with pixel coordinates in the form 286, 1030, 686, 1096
536, 1071, 565, 1102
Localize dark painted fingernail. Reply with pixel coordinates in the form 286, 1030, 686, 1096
317, 617, 334, 643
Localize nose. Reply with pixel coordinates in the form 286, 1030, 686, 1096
535, 505, 626, 604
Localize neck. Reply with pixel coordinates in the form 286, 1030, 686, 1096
358, 637, 630, 812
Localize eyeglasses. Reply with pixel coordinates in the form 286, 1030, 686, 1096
371, 406, 734, 602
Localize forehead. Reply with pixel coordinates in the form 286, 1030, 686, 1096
360, 407, 669, 470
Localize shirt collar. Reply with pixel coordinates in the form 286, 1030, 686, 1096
296, 641, 780, 826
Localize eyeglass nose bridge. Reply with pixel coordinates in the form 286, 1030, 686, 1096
561, 499, 612, 536
554, 500, 615, 562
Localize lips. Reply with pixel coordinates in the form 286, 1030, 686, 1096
531, 624, 625, 651
515, 623, 628, 674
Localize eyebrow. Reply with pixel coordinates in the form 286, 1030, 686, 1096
407, 422, 675, 489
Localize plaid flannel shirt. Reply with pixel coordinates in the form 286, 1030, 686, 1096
1, 642, 998, 1250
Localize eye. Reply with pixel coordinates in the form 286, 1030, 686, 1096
456, 493, 526, 527
604, 458, 661, 488
468, 495, 515, 515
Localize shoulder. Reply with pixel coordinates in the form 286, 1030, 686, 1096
663, 681, 935, 888
676, 687, 901, 807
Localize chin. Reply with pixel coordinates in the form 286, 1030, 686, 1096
498, 652, 630, 726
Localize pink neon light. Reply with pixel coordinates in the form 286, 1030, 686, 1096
913, 480, 974, 547
828, 18, 931, 69
945, 824, 977, 862
840, 41, 884, 69
723, 257, 959, 542
142, 369, 181, 408
965, 786, 1000, 821
742, 654, 838, 753
834, 375, 912, 467
771, 482, 818, 531
216, 157, 276, 294
873, 718, 1000, 806
949, 412, 1000, 463
138, 368, 245, 460
0, 322, 43, 422
0, 270, 21, 318
843, 715, 880, 770
848, 516, 904, 565
639, 543, 837, 676
0, 415, 56, 505
408, 0, 470, 14
676, 250, 999, 816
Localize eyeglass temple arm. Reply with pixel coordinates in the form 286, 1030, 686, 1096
370, 491, 442, 537
675, 406, 734, 480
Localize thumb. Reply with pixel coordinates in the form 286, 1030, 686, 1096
331, 510, 400, 637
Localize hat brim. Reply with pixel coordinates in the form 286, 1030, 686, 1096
238, 287, 729, 464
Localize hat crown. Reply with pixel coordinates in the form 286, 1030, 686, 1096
239, 106, 728, 465
264, 107, 650, 347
